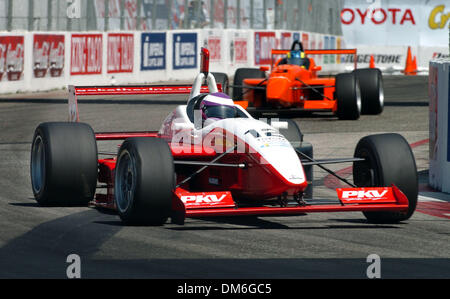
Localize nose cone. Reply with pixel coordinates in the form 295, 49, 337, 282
266, 76, 291, 106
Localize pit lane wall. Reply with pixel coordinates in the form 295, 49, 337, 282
429, 59, 450, 193
0, 30, 347, 94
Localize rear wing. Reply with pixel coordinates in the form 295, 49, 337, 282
68, 84, 221, 122
271, 48, 358, 70
69, 48, 219, 123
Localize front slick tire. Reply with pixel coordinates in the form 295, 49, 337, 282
115, 138, 175, 226
353, 134, 418, 223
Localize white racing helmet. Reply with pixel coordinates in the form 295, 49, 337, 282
199, 92, 237, 122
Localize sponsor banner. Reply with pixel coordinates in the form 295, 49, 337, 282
202, 30, 223, 63
177, 191, 236, 209
254, 31, 276, 65
107, 33, 134, 73
337, 187, 396, 204
0, 35, 24, 82
324, 36, 337, 64
280, 32, 292, 49
71, 34, 103, 75
301, 33, 309, 50
33, 34, 65, 78
342, 0, 449, 47
173, 33, 197, 70
141, 32, 166, 71
228, 30, 249, 65
340, 46, 408, 69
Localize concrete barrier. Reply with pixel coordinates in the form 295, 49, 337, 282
0, 30, 346, 94
429, 59, 450, 193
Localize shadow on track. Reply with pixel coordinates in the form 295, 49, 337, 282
0, 209, 121, 278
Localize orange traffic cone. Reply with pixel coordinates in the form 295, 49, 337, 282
404, 47, 417, 76
411, 56, 418, 75
369, 55, 376, 68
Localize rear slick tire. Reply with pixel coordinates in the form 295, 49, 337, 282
30, 122, 98, 207
353, 68, 384, 115
335, 73, 362, 120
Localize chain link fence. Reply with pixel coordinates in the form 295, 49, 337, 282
0, 0, 343, 35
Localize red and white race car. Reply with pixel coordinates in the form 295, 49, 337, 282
30, 49, 418, 225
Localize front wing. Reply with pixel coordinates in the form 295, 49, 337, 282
171, 185, 409, 224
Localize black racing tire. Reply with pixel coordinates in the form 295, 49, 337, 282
335, 72, 362, 120
298, 142, 314, 199
232, 68, 266, 101
274, 119, 313, 199
353, 68, 384, 115
211, 72, 229, 95
353, 134, 418, 223
115, 138, 175, 226
30, 122, 98, 207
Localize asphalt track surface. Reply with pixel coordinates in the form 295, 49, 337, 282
0, 75, 449, 279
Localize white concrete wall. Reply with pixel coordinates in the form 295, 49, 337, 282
429, 59, 450, 192
0, 30, 346, 94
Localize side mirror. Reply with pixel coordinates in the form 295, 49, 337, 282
312, 66, 322, 72
260, 66, 270, 72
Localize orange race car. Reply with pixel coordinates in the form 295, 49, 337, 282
214, 41, 384, 120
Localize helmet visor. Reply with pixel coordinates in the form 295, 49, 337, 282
203, 105, 237, 119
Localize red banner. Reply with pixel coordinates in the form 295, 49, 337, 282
107, 33, 134, 73
281, 32, 292, 49
302, 33, 310, 50
71, 34, 103, 75
33, 34, 65, 78
255, 32, 276, 65
208, 37, 222, 62
234, 39, 247, 63
0, 36, 24, 81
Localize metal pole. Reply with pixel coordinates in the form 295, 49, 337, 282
237, 0, 241, 29
28, 0, 34, 31
274, 0, 278, 29
263, 0, 267, 29
7, 0, 12, 31
196, 0, 201, 28
136, 0, 142, 30
105, 0, 109, 31
183, 0, 188, 29
209, 0, 214, 28
119, 0, 124, 30
250, 0, 253, 28
224, 0, 228, 29
67, 0, 72, 31
152, 0, 157, 29
167, 0, 173, 29
47, 0, 52, 30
